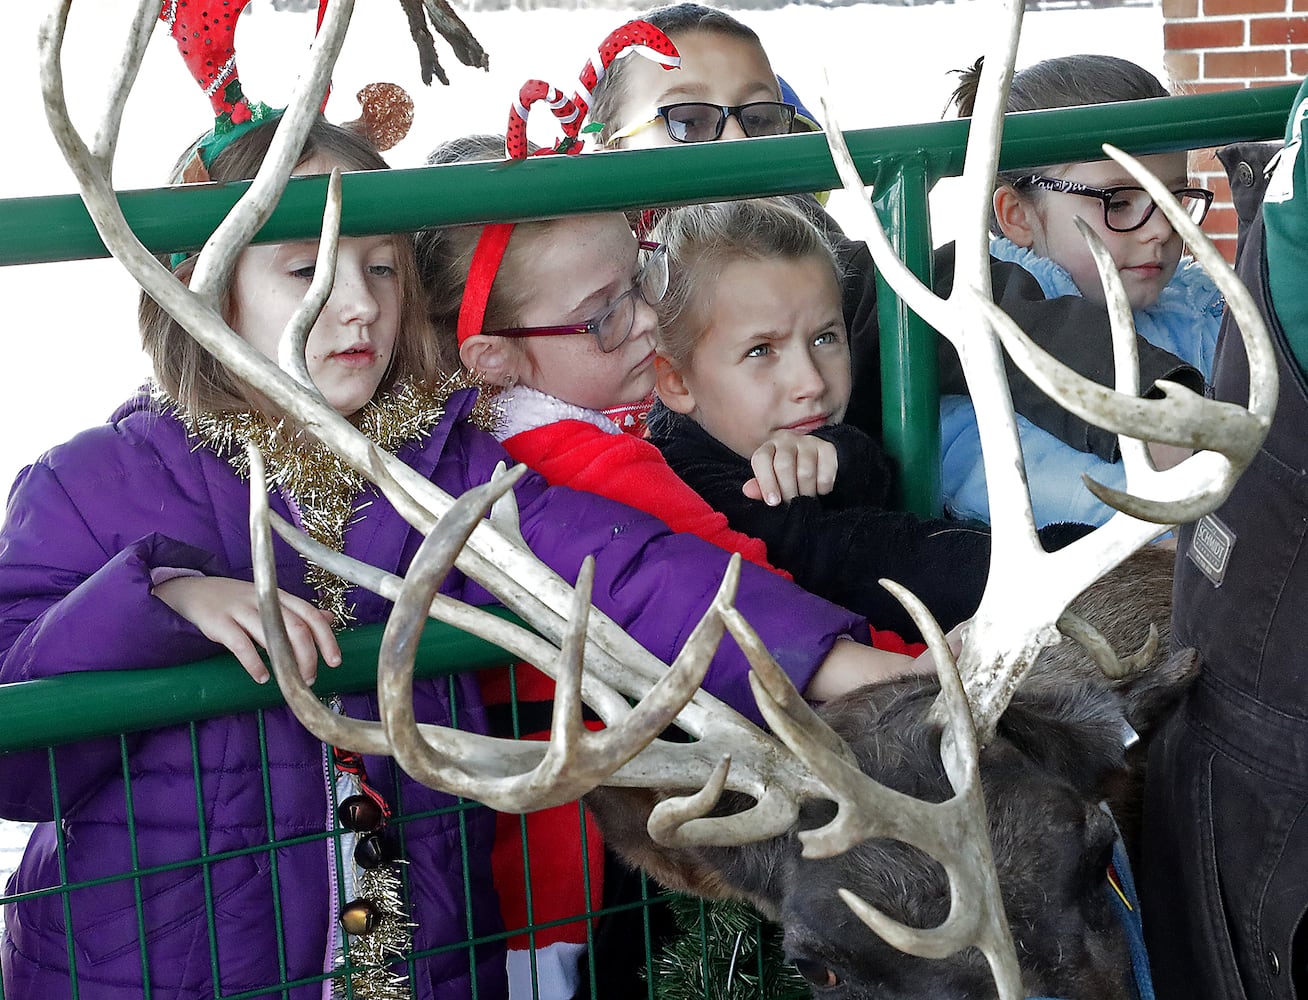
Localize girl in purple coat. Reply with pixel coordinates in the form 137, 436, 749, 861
0, 113, 923, 999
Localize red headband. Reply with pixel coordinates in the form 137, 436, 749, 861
456, 22, 677, 345
456, 223, 516, 346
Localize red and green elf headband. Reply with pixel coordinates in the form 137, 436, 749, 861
162, 0, 415, 268
454, 19, 680, 348
159, 0, 326, 171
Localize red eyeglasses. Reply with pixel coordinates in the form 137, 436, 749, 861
483, 241, 668, 353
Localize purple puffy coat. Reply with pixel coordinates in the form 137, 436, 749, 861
0, 387, 863, 1000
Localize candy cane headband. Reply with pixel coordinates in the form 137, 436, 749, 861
455, 20, 679, 346
505, 20, 679, 159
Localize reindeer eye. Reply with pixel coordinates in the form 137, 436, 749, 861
792, 957, 841, 988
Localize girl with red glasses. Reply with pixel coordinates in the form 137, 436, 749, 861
416, 134, 931, 1000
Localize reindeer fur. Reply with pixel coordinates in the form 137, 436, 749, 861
587, 545, 1194, 999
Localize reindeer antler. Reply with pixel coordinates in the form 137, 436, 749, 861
809, 0, 1274, 987
821, 25, 1274, 741
46, 5, 1273, 1000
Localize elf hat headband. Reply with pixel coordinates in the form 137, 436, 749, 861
505, 19, 679, 159
159, 0, 320, 171
454, 20, 679, 347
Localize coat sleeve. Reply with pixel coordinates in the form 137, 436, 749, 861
0, 461, 223, 682
0, 461, 232, 820
502, 421, 784, 575
940, 394, 1126, 528
652, 418, 990, 642
934, 247, 1204, 461
437, 425, 867, 727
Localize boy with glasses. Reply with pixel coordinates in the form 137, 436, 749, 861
589, 5, 815, 150
936, 53, 1222, 527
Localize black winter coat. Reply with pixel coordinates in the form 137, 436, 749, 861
646, 403, 992, 642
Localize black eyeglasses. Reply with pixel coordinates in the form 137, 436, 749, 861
1013, 175, 1214, 233
336, 793, 393, 936
610, 102, 797, 144
485, 241, 669, 353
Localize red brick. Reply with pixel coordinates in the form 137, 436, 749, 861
1294, 0, 1308, 13
1166, 18, 1246, 48
1187, 145, 1223, 173
1293, 46, 1308, 73
1163, 0, 1199, 16
1247, 73, 1302, 85
1251, 16, 1308, 44
1205, 48, 1288, 77
1205, 0, 1286, 12
1187, 81, 1247, 93
1203, 206, 1240, 233
1206, 0, 1288, 11
1165, 50, 1201, 82
1210, 235, 1238, 264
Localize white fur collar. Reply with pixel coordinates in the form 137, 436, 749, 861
492, 385, 620, 442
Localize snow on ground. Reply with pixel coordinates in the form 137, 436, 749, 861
0, 0, 1165, 900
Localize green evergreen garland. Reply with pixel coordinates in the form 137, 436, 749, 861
644, 891, 809, 1000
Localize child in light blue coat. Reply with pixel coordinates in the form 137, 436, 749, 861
940, 54, 1222, 527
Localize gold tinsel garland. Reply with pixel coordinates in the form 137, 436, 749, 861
159, 371, 499, 999
335, 864, 414, 1000
160, 372, 497, 626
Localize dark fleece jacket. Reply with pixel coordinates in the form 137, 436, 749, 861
646, 403, 994, 642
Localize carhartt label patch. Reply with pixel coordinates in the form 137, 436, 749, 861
1188, 513, 1235, 586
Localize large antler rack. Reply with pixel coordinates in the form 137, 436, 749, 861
43, 4, 1275, 999
795, 0, 1275, 990
39, 0, 833, 846
820, 0, 1276, 741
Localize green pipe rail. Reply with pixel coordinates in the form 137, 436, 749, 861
0, 84, 1294, 516
0, 85, 1295, 1000
2, 86, 1295, 267
0, 617, 519, 755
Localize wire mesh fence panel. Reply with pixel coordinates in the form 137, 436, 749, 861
0, 654, 795, 1000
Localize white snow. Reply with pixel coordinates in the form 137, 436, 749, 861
0, 0, 1165, 901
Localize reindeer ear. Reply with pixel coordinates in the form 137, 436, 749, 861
995, 685, 1128, 797
994, 184, 1038, 248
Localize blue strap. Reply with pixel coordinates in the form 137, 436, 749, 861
1109, 833, 1156, 1000
1020, 821, 1156, 1000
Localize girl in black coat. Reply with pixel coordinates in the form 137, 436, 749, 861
647, 197, 999, 642
648, 197, 1088, 641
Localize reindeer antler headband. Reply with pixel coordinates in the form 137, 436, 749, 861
162, 0, 417, 271
454, 20, 680, 348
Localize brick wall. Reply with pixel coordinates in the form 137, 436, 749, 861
1163, 0, 1304, 259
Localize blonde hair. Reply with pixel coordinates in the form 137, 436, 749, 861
139, 117, 439, 417
650, 197, 838, 369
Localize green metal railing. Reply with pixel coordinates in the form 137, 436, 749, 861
1, 83, 1294, 513
0, 85, 1293, 999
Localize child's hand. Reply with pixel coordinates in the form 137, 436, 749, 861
743, 432, 839, 506
153, 576, 341, 685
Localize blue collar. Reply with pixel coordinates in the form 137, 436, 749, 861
1028, 824, 1155, 1000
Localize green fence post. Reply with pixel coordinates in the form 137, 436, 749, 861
873, 160, 940, 517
